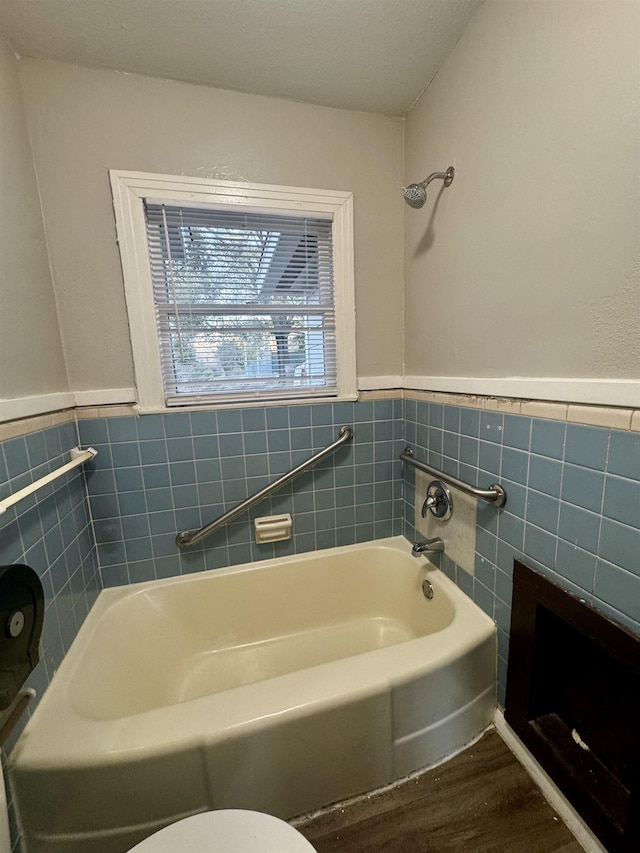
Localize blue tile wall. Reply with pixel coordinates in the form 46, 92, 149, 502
0, 419, 101, 848
0, 422, 101, 723
402, 400, 640, 706
77, 399, 405, 586
2, 398, 638, 745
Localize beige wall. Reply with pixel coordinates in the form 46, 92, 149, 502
17, 60, 405, 396
0, 39, 68, 408
404, 0, 640, 400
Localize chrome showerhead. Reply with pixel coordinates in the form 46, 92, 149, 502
403, 183, 428, 209
402, 166, 455, 209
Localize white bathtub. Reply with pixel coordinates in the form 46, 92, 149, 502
10, 536, 496, 853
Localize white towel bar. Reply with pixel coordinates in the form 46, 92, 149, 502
0, 447, 97, 515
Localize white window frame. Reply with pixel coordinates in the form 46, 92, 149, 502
110, 170, 356, 411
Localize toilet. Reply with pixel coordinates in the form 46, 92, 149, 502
126, 809, 317, 852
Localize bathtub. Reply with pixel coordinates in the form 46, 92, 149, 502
10, 536, 496, 853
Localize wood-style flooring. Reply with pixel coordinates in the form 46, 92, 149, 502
294, 730, 583, 853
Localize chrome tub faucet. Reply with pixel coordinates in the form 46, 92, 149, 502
411, 537, 445, 557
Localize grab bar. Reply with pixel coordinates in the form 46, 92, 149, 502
0, 447, 98, 515
176, 426, 354, 548
400, 447, 506, 507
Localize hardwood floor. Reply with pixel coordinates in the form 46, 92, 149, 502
294, 730, 584, 852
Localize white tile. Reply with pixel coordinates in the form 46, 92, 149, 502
520, 400, 568, 421
567, 405, 633, 431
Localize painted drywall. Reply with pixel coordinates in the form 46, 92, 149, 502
0, 38, 68, 405
17, 60, 405, 397
404, 0, 640, 394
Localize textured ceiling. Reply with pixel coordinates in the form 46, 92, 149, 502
0, 0, 482, 116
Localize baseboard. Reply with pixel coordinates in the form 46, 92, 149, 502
493, 709, 608, 853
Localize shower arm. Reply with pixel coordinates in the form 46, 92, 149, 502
419, 168, 454, 188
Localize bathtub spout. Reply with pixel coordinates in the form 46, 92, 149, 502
412, 538, 445, 556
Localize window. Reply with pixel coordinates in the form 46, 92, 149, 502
110, 171, 356, 410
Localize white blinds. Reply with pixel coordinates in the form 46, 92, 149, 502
144, 203, 337, 406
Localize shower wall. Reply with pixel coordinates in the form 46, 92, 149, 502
404, 0, 640, 404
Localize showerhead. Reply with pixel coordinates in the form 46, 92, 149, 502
403, 166, 455, 209
403, 183, 428, 209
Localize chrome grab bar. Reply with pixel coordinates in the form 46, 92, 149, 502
400, 446, 507, 507
176, 426, 354, 549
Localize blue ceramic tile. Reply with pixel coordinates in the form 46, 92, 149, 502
524, 521, 557, 568
444, 406, 461, 432
169, 462, 196, 486
501, 447, 529, 484
375, 420, 393, 442
460, 408, 480, 437
478, 440, 501, 478
90, 492, 120, 519
85, 469, 117, 495
220, 456, 246, 480
166, 437, 194, 463
500, 480, 526, 518
216, 409, 243, 433
603, 474, 640, 528
429, 404, 443, 429
476, 528, 498, 563
78, 419, 110, 445
473, 579, 494, 617
190, 411, 217, 436
218, 433, 244, 456
373, 400, 393, 421
99, 540, 127, 567
475, 555, 496, 592
530, 419, 565, 460
495, 567, 513, 605
557, 503, 600, 553
528, 454, 562, 498
115, 467, 144, 493
122, 514, 151, 539
498, 512, 525, 550
459, 436, 479, 467
25, 432, 48, 468
593, 560, 640, 622
172, 484, 199, 509
598, 517, 640, 575
555, 539, 596, 592
561, 464, 604, 514
268, 406, 291, 429
333, 401, 355, 425
117, 490, 147, 515
404, 399, 416, 423
607, 430, 640, 481
240, 408, 265, 433
480, 411, 503, 444
443, 431, 459, 460
139, 440, 169, 465
289, 405, 311, 428
502, 415, 531, 451
564, 423, 609, 471
142, 464, 171, 489
526, 491, 559, 534
4, 437, 29, 479
125, 537, 154, 562
456, 566, 474, 599
111, 442, 141, 467
145, 488, 173, 512
107, 417, 138, 442
163, 413, 192, 438
267, 430, 290, 452
136, 415, 166, 440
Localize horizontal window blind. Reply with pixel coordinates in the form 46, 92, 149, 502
144, 203, 337, 405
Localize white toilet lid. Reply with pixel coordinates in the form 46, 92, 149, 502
127, 809, 317, 852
